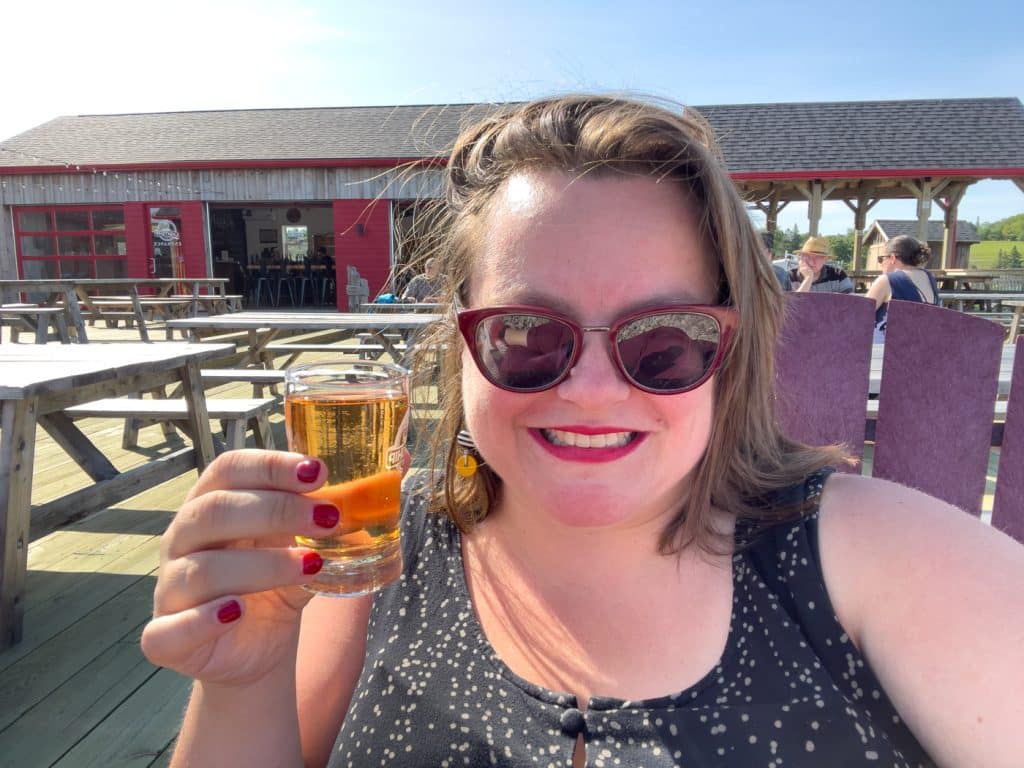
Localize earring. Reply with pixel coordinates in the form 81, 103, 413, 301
454, 429, 479, 477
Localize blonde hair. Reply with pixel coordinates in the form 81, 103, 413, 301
407, 94, 847, 554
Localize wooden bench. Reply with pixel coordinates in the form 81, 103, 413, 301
201, 368, 286, 397
81, 297, 194, 327
265, 342, 405, 366
1, 304, 70, 343
192, 293, 245, 313
64, 397, 277, 451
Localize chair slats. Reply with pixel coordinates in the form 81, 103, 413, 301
991, 336, 1024, 542
872, 301, 1003, 516
774, 293, 875, 470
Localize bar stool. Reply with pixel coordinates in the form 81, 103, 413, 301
292, 263, 313, 306
252, 265, 275, 307
273, 266, 295, 307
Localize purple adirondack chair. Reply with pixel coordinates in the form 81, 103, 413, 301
872, 301, 1003, 516
991, 336, 1024, 542
774, 292, 875, 470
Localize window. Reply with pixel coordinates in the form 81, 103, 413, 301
15, 206, 127, 279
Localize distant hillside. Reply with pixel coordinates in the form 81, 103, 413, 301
977, 213, 1024, 241
969, 240, 1023, 268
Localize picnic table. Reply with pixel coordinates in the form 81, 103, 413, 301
164, 310, 442, 367
849, 270, 1002, 294
0, 278, 231, 343
938, 292, 1024, 313
360, 302, 444, 312
0, 341, 234, 649
0, 279, 86, 342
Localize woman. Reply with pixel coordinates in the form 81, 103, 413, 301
867, 235, 940, 340
142, 96, 1023, 767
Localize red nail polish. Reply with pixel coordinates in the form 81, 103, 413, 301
217, 600, 242, 624
296, 460, 320, 483
313, 504, 339, 528
303, 552, 324, 574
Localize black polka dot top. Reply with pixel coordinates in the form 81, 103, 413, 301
329, 470, 934, 767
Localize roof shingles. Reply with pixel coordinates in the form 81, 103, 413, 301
1, 98, 1022, 175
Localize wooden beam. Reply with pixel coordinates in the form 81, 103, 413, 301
29, 447, 197, 540
36, 412, 119, 482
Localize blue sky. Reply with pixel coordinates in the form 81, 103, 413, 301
4, 0, 1021, 232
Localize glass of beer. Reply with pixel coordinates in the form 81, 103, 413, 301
284, 361, 410, 596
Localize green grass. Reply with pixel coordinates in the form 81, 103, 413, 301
968, 240, 1023, 268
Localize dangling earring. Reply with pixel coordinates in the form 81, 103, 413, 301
454, 429, 479, 477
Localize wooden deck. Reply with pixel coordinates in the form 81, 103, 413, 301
0, 321, 1004, 767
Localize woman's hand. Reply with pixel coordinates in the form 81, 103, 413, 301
141, 450, 338, 688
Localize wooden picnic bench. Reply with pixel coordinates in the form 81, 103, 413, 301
0, 304, 71, 344
65, 396, 276, 451
80, 296, 195, 328
0, 341, 234, 649
200, 368, 286, 397
265, 341, 407, 366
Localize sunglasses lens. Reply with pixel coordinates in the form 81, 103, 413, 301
473, 313, 575, 390
615, 312, 722, 392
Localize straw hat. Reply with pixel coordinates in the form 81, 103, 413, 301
795, 236, 831, 257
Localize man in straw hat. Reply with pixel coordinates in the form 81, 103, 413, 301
790, 235, 854, 294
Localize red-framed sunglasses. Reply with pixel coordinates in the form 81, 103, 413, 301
457, 304, 737, 395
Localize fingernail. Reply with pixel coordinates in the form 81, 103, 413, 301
217, 600, 242, 624
313, 504, 339, 528
296, 459, 320, 483
303, 552, 324, 574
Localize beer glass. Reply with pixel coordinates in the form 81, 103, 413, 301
284, 361, 410, 595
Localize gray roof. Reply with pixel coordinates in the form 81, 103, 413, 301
869, 219, 981, 243
1, 97, 1023, 174
698, 97, 1024, 174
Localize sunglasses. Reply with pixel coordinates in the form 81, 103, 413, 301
457, 304, 737, 395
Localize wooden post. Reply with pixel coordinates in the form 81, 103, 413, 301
800, 180, 841, 238
935, 184, 968, 270
752, 185, 789, 248
0, 397, 38, 649
179, 359, 215, 472
842, 184, 880, 271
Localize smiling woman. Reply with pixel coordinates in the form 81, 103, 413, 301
143, 95, 1024, 768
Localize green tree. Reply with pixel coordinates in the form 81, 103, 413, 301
779, 224, 804, 254
976, 212, 1024, 241
826, 230, 855, 267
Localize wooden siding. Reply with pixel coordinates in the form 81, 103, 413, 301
0, 166, 445, 206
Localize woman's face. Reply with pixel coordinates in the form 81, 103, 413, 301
461, 170, 720, 531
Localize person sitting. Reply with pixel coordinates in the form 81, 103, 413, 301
142, 95, 1024, 768
401, 257, 446, 302
790, 235, 854, 293
866, 235, 940, 341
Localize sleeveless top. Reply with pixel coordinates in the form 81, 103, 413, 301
328, 470, 935, 767
874, 269, 940, 338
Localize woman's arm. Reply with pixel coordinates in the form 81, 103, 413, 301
817, 473, 1024, 767
296, 595, 373, 767
173, 648, 304, 767
865, 274, 891, 309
